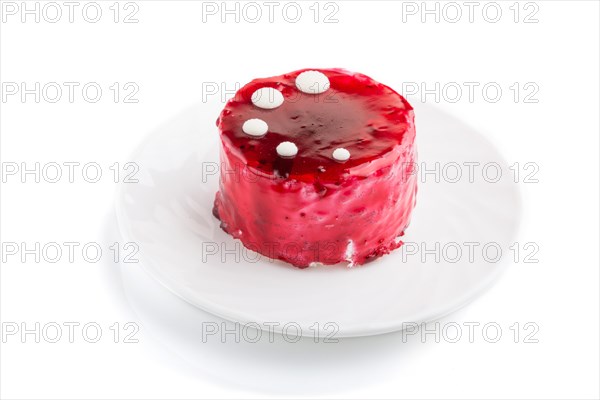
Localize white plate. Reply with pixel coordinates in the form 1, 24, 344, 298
115, 100, 521, 338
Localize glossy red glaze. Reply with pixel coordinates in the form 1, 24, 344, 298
213, 68, 417, 268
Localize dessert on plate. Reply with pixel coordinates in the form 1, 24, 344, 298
212, 68, 417, 268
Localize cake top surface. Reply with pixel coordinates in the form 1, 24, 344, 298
217, 68, 414, 182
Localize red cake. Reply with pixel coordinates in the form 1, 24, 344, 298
212, 68, 417, 268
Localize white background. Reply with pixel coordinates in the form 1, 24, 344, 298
1, 1, 599, 399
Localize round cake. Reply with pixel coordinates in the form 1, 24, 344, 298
212, 68, 417, 268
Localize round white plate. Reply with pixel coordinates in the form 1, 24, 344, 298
115, 100, 520, 338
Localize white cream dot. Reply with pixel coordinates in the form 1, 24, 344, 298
251, 87, 284, 109
332, 148, 350, 162
242, 118, 268, 137
295, 70, 330, 94
276, 141, 298, 157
